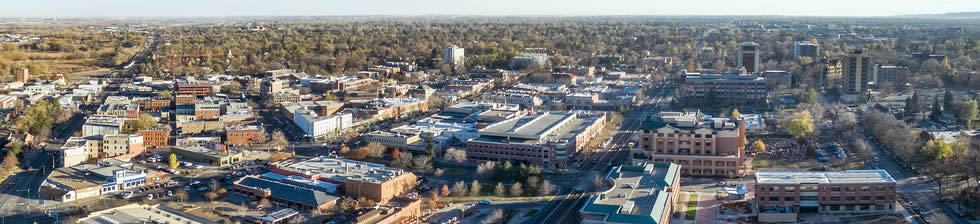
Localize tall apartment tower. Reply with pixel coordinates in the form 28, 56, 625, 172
793, 41, 820, 58
443, 45, 465, 73
737, 42, 760, 74
842, 49, 872, 94
14, 67, 28, 83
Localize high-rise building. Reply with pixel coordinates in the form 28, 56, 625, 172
14, 67, 28, 83
873, 65, 910, 86
443, 45, 465, 71
842, 49, 872, 94
793, 41, 820, 58
737, 42, 760, 73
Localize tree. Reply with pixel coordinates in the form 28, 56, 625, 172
443, 147, 467, 163
392, 152, 413, 168
348, 147, 370, 160
752, 140, 766, 153
784, 111, 815, 139
169, 153, 179, 170
412, 155, 433, 173
494, 182, 505, 196
203, 192, 219, 202
955, 100, 978, 128
452, 181, 467, 196
510, 182, 524, 197
338, 145, 351, 154
428, 189, 440, 203
924, 140, 953, 161
482, 209, 505, 224
365, 142, 385, 159
391, 148, 401, 159
540, 180, 554, 196
175, 188, 188, 203
125, 113, 157, 133
258, 198, 272, 209
930, 96, 942, 120
269, 131, 288, 151
441, 184, 451, 197
469, 180, 482, 197
731, 108, 741, 119
944, 90, 954, 113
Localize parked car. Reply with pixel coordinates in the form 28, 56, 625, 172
146, 194, 154, 201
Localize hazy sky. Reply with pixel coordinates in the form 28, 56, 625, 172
4, 0, 979, 18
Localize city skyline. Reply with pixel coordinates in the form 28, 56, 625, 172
2, 0, 980, 18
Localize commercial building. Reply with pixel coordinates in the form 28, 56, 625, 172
225, 125, 265, 145
873, 65, 910, 86
737, 42, 761, 73
310, 76, 379, 93
294, 108, 353, 139
55, 137, 88, 168
763, 71, 792, 89
96, 104, 140, 118
680, 72, 768, 105
82, 115, 125, 136
466, 111, 607, 169
171, 146, 244, 167
510, 53, 550, 69
755, 170, 897, 222
132, 97, 171, 111
101, 134, 145, 159
793, 41, 820, 58
78, 204, 216, 224
443, 45, 465, 71
137, 128, 170, 148
233, 176, 340, 211
176, 79, 219, 96
632, 110, 747, 178
41, 159, 169, 202
346, 97, 428, 122
579, 162, 680, 224
843, 49, 873, 95
270, 156, 417, 204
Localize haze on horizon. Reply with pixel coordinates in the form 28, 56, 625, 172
4, 0, 980, 18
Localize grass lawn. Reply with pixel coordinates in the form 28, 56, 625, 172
685, 194, 698, 220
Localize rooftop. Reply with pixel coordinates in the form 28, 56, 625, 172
272, 156, 412, 184
755, 170, 896, 185
476, 111, 604, 143
236, 176, 339, 207
78, 204, 216, 224
581, 162, 679, 224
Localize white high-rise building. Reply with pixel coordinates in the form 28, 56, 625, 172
444, 45, 465, 71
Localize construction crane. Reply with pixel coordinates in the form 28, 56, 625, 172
152, 48, 233, 76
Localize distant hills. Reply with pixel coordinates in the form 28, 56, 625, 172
897, 11, 980, 19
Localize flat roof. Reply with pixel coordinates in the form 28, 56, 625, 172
272, 156, 411, 184
479, 111, 602, 141
79, 204, 216, 224
755, 170, 896, 185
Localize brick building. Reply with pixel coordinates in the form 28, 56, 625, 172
225, 125, 265, 145
755, 170, 897, 222
466, 111, 607, 169
632, 110, 747, 178
137, 129, 170, 148
269, 157, 417, 204
679, 72, 768, 105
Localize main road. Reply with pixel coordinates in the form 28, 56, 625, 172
860, 130, 963, 224
528, 81, 675, 224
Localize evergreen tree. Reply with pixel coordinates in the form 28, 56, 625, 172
930, 97, 942, 121
943, 90, 953, 113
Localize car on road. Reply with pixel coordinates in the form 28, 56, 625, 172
167, 191, 173, 197
479, 199, 492, 205
198, 186, 208, 191
185, 186, 191, 191
7, 182, 14, 189
190, 180, 201, 185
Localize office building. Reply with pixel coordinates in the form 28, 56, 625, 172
793, 41, 820, 58
843, 49, 872, 94
680, 72, 768, 105
41, 158, 169, 202
270, 156, 417, 204
580, 162, 680, 224
873, 65, 910, 86
225, 125, 265, 145
444, 45, 465, 72
82, 115, 125, 136
755, 170, 897, 222
137, 129, 170, 148
466, 111, 607, 169
632, 110, 747, 178
737, 42, 760, 73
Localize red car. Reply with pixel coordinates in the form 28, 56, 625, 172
7, 182, 14, 189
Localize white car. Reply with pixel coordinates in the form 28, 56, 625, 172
146, 194, 154, 201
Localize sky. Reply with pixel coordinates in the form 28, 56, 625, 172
3, 0, 980, 18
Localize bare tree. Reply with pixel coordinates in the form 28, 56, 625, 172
509, 182, 523, 197
175, 188, 188, 203
540, 180, 554, 196
392, 152, 413, 168
443, 147, 468, 163
452, 181, 468, 197
481, 209, 505, 224
366, 142, 386, 159
412, 155, 433, 173
494, 182, 505, 196
469, 180, 482, 197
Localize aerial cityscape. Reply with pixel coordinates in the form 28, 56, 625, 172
0, 1, 979, 224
